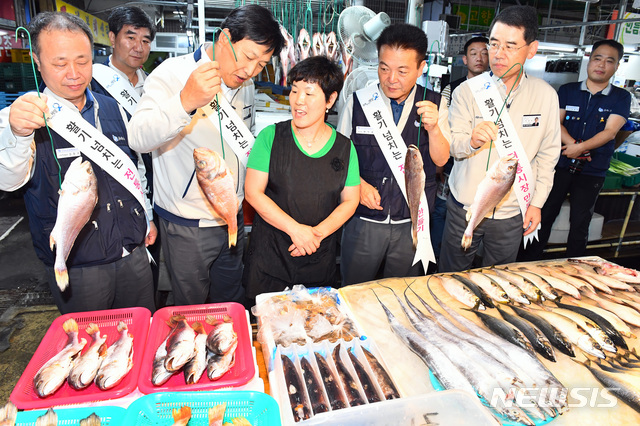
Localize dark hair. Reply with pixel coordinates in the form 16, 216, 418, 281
288, 56, 343, 102
463, 36, 489, 55
591, 39, 624, 62
489, 6, 538, 44
376, 23, 427, 65
28, 12, 93, 57
108, 6, 156, 41
217, 4, 284, 56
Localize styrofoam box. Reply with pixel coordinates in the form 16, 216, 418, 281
548, 200, 604, 243
299, 390, 499, 426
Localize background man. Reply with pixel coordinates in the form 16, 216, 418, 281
0, 12, 155, 314
128, 4, 284, 306
337, 23, 451, 285
439, 5, 560, 272
522, 39, 631, 259
432, 36, 489, 265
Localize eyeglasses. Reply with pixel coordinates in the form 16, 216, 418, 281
486, 42, 529, 55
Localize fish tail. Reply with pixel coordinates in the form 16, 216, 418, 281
205, 314, 217, 326
85, 322, 100, 336
0, 401, 17, 424
231, 417, 252, 426
192, 321, 205, 334
117, 321, 128, 333
172, 406, 192, 423
63, 318, 79, 333
228, 227, 237, 248
55, 264, 69, 292
79, 413, 102, 426
49, 233, 56, 251
461, 232, 472, 250
208, 402, 227, 425
36, 408, 58, 426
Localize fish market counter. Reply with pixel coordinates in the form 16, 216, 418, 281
337, 258, 640, 425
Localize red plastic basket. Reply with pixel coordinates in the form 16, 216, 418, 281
10, 307, 151, 410
137, 302, 255, 394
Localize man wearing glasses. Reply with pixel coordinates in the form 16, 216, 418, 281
439, 6, 560, 272
128, 5, 284, 306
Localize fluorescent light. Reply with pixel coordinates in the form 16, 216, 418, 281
537, 42, 577, 53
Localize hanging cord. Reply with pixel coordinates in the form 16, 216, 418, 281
416, 40, 440, 149
304, 0, 313, 37
15, 26, 62, 189
485, 62, 523, 171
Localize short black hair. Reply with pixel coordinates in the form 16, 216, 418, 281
288, 56, 343, 102
217, 4, 284, 56
591, 39, 624, 62
108, 6, 156, 41
28, 12, 93, 58
489, 6, 538, 44
376, 23, 427, 66
463, 36, 489, 55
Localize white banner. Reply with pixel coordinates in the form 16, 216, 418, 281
357, 84, 435, 268
92, 64, 140, 116
44, 88, 148, 226
467, 73, 539, 247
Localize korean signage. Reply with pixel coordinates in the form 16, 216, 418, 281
56, 1, 110, 46
618, 12, 640, 45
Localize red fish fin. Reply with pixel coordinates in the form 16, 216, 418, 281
85, 323, 100, 335
117, 321, 128, 333
172, 406, 192, 423
62, 318, 78, 333
55, 267, 69, 292
205, 315, 218, 326
208, 402, 227, 424
228, 229, 237, 248
192, 321, 206, 334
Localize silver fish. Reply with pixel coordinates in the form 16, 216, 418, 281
575, 359, 640, 413
466, 271, 511, 304
405, 145, 425, 249
165, 315, 197, 372
95, 321, 133, 390
437, 275, 484, 310
49, 157, 98, 291
68, 323, 107, 390
569, 258, 640, 283
462, 156, 517, 249
480, 269, 531, 305
206, 315, 237, 355
206, 340, 238, 380
552, 307, 617, 354
184, 321, 207, 384
34, 318, 86, 398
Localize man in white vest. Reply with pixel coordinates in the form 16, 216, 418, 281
0, 12, 155, 314
128, 4, 284, 306
439, 5, 561, 272
337, 23, 451, 285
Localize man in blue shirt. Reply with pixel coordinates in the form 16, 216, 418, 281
522, 39, 631, 259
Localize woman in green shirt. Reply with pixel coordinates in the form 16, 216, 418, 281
243, 56, 360, 299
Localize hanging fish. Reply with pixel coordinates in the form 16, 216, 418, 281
341, 39, 354, 77
405, 145, 425, 250
298, 28, 311, 61
312, 32, 325, 56
324, 31, 339, 61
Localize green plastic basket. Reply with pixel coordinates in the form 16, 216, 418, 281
123, 391, 281, 425
15, 406, 126, 425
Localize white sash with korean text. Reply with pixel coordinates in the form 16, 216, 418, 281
92, 64, 140, 116
43, 89, 149, 229
467, 73, 539, 247
356, 84, 435, 267
201, 95, 254, 167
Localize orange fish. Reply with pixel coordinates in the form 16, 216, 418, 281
194, 148, 239, 247
172, 406, 191, 426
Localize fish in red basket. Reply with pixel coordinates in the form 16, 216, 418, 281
171, 406, 191, 426
151, 332, 175, 386
194, 147, 239, 248
206, 339, 237, 381
68, 323, 108, 390
184, 321, 208, 384
33, 318, 87, 398
79, 413, 101, 426
95, 321, 133, 390
208, 402, 226, 426
206, 315, 237, 355
165, 315, 197, 372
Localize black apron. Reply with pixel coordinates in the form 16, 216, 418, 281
243, 120, 351, 298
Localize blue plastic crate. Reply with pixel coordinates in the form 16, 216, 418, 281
123, 391, 281, 425
15, 406, 126, 425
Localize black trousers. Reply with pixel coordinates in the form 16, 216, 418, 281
521, 168, 604, 260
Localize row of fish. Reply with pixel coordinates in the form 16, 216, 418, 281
372, 281, 570, 425
0, 402, 100, 426
152, 314, 238, 386
33, 319, 133, 398
279, 342, 400, 422
171, 403, 252, 426
277, 26, 351, 86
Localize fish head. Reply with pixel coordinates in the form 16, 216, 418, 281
63, 158, 96, 193
404, 145, 424, 171
193, 147, 224, 175
498, 155, 518, 175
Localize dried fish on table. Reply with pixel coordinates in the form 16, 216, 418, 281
513, 266, 581, 299
507, 270, 559, 301
184, 321, 208, 385
164, 315, 196, 372
553, 300, 628, 350
95, 321, 133, 390
299, 357, 329, 414
361, 346, 400, 400
497, 306, 556, 362
68, 323, 107, 390
466, 271, 511, 304
472, 310, 534, 354
451, 273, 495, 308
550, 307, 617, 354
480, 270, 531, 305
281, 355, 311, 422
437, 275, 485, 310
565, 301, 636, 339
314, 352, 348, 410
569, 258, 640, 283
510, 305, 575, 358
491, 269, 542, 303
347, 350, 381, 404
584, 292, 640, 328
332, 345, 366, 407
34, 318, 87, 398
575, 359, 640, 413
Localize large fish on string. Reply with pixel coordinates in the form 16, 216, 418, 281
405, 145, 425, 249
194, 148, 239, 247
50, 157, 98, 291
462, 155, 517, 249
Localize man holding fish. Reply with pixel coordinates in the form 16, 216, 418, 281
337, 23, 451, 285
0, 12, 155, 314
127, 5, 284, 306
439, 5, 561, 272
